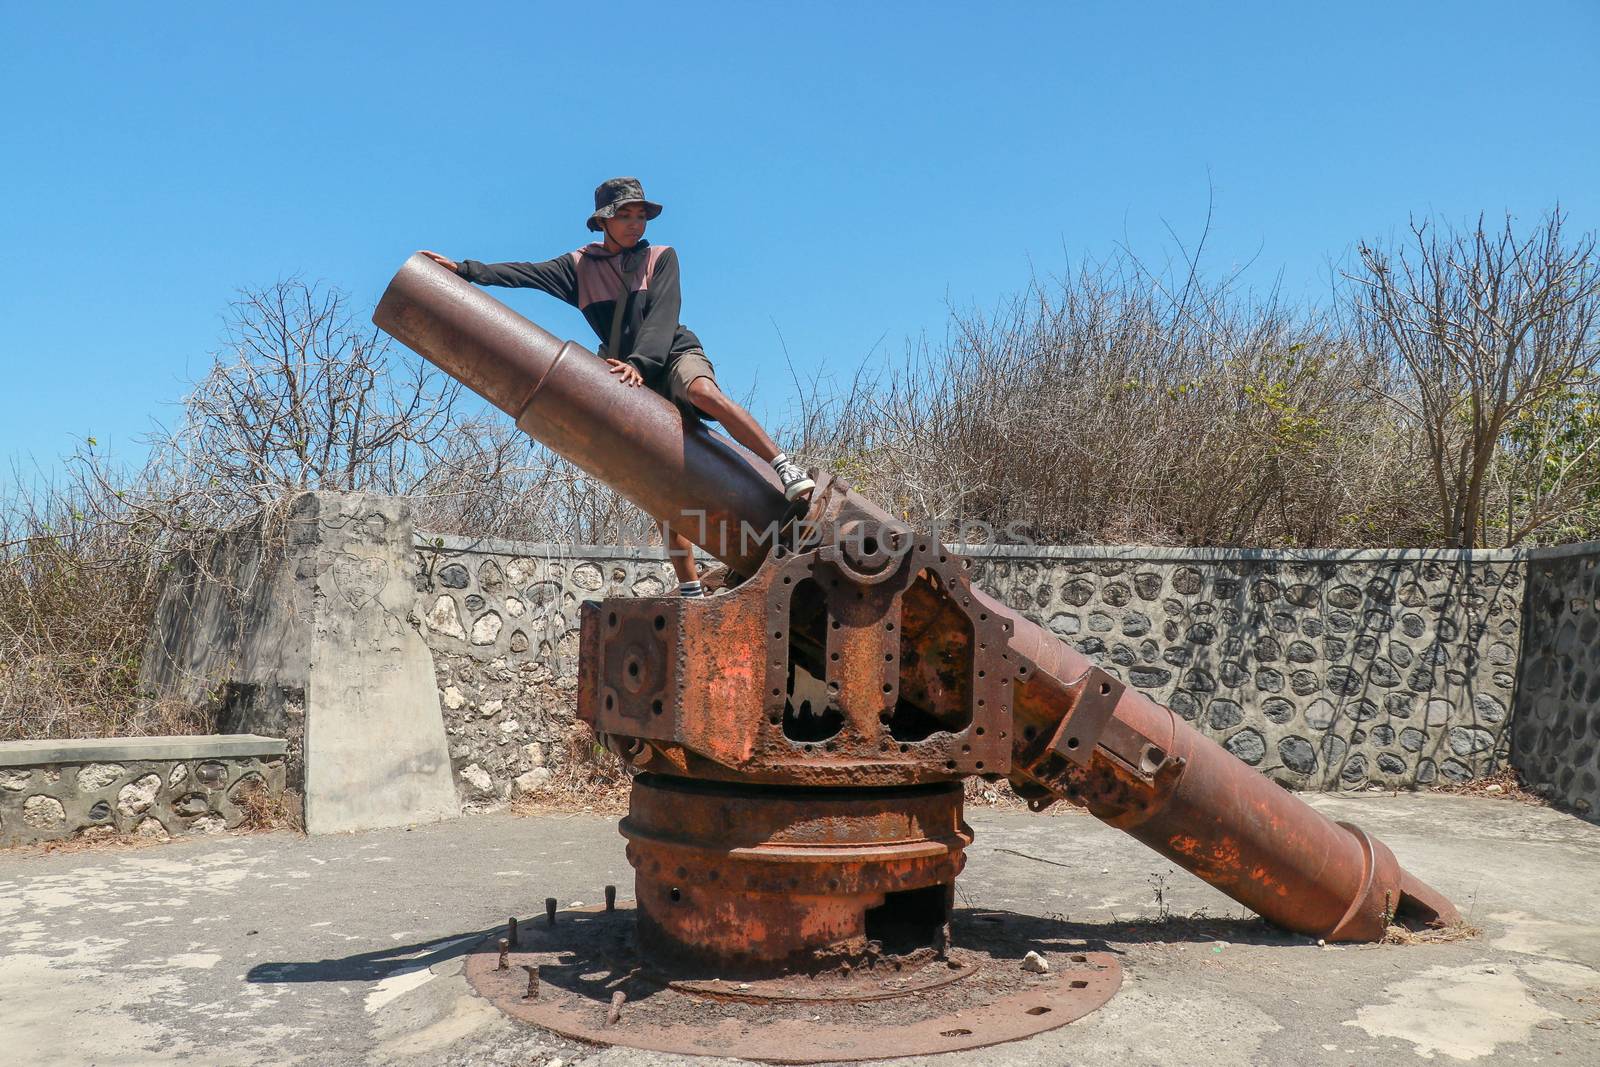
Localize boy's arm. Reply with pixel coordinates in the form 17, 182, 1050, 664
455, 255, 579, 306
628, 247, 682, 377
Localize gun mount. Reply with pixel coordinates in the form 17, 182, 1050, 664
374, 254, 1458, 1061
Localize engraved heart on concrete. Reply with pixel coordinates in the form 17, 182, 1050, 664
333, 553, 388, 609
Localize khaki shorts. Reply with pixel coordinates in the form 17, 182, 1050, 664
665, 349, 718, 421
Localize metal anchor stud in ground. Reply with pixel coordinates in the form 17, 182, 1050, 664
375, 254, 1460, 1061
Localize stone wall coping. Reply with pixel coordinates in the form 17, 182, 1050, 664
0, 734, 287, 767
1525, 539, 1600, 562
418, 533, 675, 561
956, 544, 1533, 563
416, 531, 1600, 565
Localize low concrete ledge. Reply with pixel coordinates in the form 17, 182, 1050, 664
0, 734, 291, 848
0, 734, 287, 768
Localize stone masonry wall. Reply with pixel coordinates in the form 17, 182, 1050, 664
413, 536, 676, 808
116, 491, 1600, 825
972, 548, 1522, 791
413, 532, 1527, 802
0, 737, 288, 847
1513, 545, 1600, 816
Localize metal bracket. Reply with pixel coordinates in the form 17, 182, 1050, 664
1011, 663, 1123, 803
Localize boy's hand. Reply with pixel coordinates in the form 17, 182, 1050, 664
419, 250, 458, 272
606, 359, 643, 387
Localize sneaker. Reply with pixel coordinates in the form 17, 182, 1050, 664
770, 453, 815, 502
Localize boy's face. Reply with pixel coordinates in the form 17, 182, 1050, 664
604, 203, 649, 248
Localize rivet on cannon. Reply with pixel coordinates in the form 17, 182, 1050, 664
545, 897, 558, 927
605, 884, 617, 912
521, 964, 540, 1000
497, 938, 509, 971
606, 989, 626, 1027
508, 915, 518, 948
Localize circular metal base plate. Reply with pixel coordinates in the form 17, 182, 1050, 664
465, 903, 1121, 1063
667, 947, 970, 1004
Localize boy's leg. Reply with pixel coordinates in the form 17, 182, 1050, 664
662, 520, 703, 596
684, 377, 779, 461
669, 350, 815, 501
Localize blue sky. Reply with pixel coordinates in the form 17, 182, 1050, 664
3, 1, 1597, 478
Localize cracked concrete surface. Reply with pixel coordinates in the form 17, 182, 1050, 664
1, 794, 1596, 1066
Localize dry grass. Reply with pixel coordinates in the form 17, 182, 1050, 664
511, 735, 634, 816
28, 828, 174, 857
1431, 765, 1548, 805
786, 255, 1436, 549
1382, 921, 1482, 945
787, 218, 1600, 551
0, 485, 215, 741
510, 778, 631, 817
233, 780, 303, 832
509, 790, 630, 818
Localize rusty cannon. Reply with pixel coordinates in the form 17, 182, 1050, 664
374, 253, 1458, 1061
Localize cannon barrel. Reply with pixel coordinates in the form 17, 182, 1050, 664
374, 253, 1456, 942
996, 590, 1456, 939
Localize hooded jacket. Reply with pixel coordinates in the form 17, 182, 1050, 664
456, 241, 703, 386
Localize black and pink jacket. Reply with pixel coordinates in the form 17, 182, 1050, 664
456, 240, 703, 386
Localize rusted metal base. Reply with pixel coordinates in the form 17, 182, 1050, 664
622, 775, 972, 977
464, 902, 1121, 1063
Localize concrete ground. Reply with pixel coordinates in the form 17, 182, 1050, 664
1, 793, 1597, 1067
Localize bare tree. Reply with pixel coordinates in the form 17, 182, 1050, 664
408, 417, 657, 545
1348, 210, 1600, 546
143, 277, 653, 546
151, 277, 462, 523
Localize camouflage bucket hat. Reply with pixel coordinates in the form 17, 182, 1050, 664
586, 176, 663, 232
